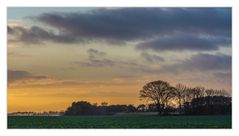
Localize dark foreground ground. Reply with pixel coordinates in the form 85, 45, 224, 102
8, 115, 231, 128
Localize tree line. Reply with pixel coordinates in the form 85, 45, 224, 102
64, 80, 231, 116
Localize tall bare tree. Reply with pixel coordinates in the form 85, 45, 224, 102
184, 87, 194, 103
175, 84, 188, 110
139, 80, 176, 115
191, 86, 205, 99
205, 89, 215, 97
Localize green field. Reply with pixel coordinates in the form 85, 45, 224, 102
8, 115, 231, 128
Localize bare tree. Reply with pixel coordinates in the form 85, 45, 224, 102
205, 89, 215, 97
205, 89, 230, 97
139, 80, 176, 115
191, 86, 205, 99
175, 84, 188, 110
184, 87, 194, 103
216, 89, 230, 97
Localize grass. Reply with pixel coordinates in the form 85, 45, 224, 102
8, 115, 231, 128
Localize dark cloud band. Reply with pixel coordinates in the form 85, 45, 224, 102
137, 33, 231, 51
161, 53, 231, 73
8, 8, 231, 52
35, 8, 231, 40
8, 70, 48, 83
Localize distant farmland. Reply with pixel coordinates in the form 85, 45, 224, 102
8, 115, 231, 128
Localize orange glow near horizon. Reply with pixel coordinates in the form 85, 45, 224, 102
8, 83, 142, 112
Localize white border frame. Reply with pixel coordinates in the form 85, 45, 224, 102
1, 0, 238, 136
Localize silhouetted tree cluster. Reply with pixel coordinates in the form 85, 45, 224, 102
64, 80, 231, 116
140, 80, 231, 115
64, 101, 138, 116
65, 101, 96, 115
184, 96, 231, 115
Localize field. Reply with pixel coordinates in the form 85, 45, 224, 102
8, 115, 231, 128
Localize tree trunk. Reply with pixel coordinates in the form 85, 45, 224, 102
156, 104, 161, 115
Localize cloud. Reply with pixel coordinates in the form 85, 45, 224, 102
7, 25, 77, 44
7, 26, 14, 34
8, 76, 141, 89
137, 33, 231, 51
8, 8, 231, 49
8, 51, 32, 57
72, 51, 231, 75
8, 70, 48, 83
35, 8, 231, 39
79, 58, 115, 67
74, 49, 155, 68
87, 48, 106, 59
75, 48, 115, 67
140, 52, 165, 63
161, 53, 231, 73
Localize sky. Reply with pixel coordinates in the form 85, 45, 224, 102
7, 7, 232, 112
